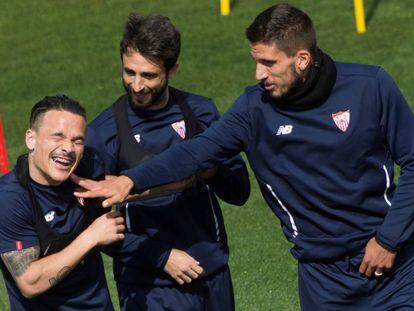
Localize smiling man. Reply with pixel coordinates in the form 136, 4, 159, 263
75, 4, 414, 310
84, 13, 250, 311
0, 95, 125, 310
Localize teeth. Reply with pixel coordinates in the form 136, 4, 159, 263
52, 157, 73, 165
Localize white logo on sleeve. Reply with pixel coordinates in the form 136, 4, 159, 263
134, 134, 141, 143
276, 125, 293, 135
44, 211, 55, 222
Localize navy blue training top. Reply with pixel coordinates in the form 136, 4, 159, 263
87, 89, 248, 285
0, 172, 113, 310
123, 63, 414, 261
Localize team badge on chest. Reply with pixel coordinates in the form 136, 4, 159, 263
171, 120, 186, 139
332, 110, 350, 132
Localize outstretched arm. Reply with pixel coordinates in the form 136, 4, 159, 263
1, 210, 124, 298
74, 93, 253, 207
72, 167, 219, 207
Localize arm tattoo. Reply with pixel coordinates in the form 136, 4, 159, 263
48, 266, 73, 287
1, 246, 40, 278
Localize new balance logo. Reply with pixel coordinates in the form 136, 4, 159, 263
276, 125, 293, 135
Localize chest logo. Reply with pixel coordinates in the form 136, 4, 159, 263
171, 120, 186, 139
44, 211, 56, 222
332, 110, 350, 132
276, 125, 293, 136
134, 134, 141, 143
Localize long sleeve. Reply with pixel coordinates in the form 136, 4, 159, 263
374, 68, 414, 251
102, 232, 171, 270
123, 92, 253, 193
205, 163, 250, 206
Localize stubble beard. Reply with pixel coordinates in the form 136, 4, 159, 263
123, 79, 169, 110
271, 64, 306, 102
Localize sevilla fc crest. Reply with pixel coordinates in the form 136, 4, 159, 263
171, 120, 186, 139
332, 110, 350, 132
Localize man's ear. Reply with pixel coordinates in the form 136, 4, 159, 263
295, 50, 312, 72
25, 129, 36, 151
168, 63, 179, 78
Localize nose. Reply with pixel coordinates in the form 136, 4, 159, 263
255, 63, 268, 81
131, 76, 144, 93
61, 139, 75, 153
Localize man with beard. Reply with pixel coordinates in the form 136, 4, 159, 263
83, 13, 250, 311
0, 95, 125, 310
75, 3, 414, 310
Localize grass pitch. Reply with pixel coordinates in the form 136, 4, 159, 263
1, 1, 413, 310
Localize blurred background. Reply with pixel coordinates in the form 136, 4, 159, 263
0, 1, 413, 310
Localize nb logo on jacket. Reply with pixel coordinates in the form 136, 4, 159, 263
276, 125, 293, 136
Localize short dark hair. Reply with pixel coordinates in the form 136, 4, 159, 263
120, 13, 181, 71
246, 3, 316, 57
30, 95, 86, 130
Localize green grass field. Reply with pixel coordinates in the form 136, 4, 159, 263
0, 0, 413, 310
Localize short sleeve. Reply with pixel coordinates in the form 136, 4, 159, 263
0, 191, 39, 253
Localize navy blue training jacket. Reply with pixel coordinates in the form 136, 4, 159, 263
86, 89, 249, 285
123, 63, 414, 261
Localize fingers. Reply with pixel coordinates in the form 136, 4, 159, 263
359, 256, 387, 278
71, 174, 99, 190
374, 269, 383, 278
163, 248, 205, 285
70, 173, 82, 184
102, 197, 118, 208
178, 274, 192, 285
116, 224, 125, 233
74, 189, 103, 199
185, 269, 199, 280
105, 211, 125, 229
116, 233, 125, 241
359, 257, 377, 278
106, 210, 122, 218
365, 265, 376, 278
358, 259, 367, 275
191, 263, 204, 275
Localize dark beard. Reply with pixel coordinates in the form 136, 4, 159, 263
123, 79, 168, 110
267, 49, 337, 111
273, 66, 306, 103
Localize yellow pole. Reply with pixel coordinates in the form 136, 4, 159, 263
354, 0, 366, 34
220, 0, 230, 16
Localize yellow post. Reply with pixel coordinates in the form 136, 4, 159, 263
354, 0, 366, 34
220, 0, 230, 16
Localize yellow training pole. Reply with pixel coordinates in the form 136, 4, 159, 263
220, 0, 230, 16
354, 0, 366, 34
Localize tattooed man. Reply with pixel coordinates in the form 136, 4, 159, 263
0, 95, 125, 310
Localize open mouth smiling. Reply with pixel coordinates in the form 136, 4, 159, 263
51, 156, 74, 168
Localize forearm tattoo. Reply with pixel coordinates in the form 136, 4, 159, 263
1, 246, 40, 278
48, 266, 73, 287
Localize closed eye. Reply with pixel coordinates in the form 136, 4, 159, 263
259, 59, 276, 67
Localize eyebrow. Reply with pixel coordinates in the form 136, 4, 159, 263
50, 132, 64, 137
124, 66, 135, 72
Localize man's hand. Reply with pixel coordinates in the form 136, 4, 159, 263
359, 237, 396, 278
163, 249, 203, 285
71, 174, 134, 208
86, 210, 125, 246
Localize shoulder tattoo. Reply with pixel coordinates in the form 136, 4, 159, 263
1, 246, 40, 278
